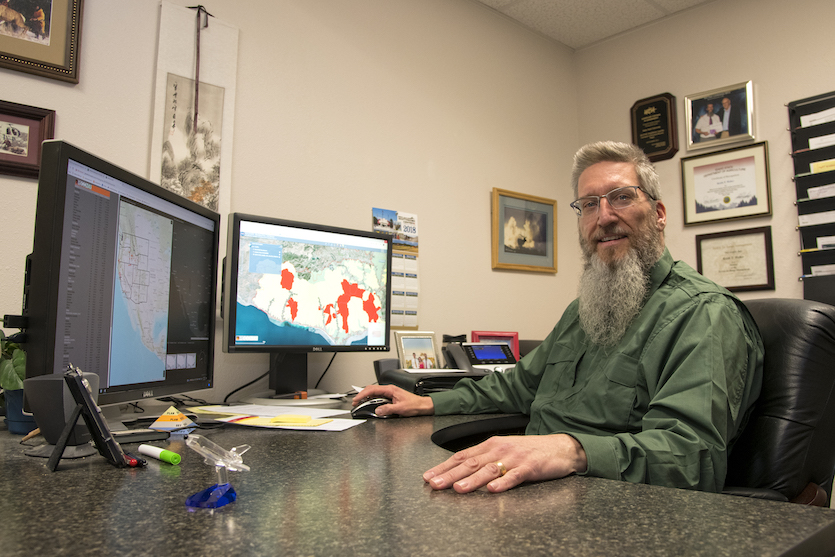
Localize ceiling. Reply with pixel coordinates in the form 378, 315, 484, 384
471, 0, 721, 50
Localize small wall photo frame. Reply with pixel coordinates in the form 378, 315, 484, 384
696, 226, 774, 292
471, 331, 519, 361
0, 99, 55, 178
681, 141, 771, 226
685, 81, 754, 151
394, 331, 441, 370
0, 0, 83, 83
491, 188, 557, 273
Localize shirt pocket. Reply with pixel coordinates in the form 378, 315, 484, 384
564, 352, 641, 433
536, 342, 583, 396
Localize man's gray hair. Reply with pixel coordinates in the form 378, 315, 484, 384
570, 141, 661, 201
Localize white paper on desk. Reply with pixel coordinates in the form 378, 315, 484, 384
216, 415, 363, 431
402, 368, 469, 374
194, 404, 346, 419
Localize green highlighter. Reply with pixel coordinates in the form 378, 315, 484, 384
138, 444, 182, 465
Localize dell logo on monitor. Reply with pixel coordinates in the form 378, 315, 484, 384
143, 390, 154, 398
312, 347, 323, 352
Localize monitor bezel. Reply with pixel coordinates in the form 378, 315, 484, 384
222, 212, 393, 355
25, 140, 220, 406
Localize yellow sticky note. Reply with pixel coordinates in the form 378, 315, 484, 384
271, 414, 312, 424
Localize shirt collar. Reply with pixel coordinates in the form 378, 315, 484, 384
647, 247, 673, 297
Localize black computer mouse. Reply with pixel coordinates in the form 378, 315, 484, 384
351, 397, 395, 419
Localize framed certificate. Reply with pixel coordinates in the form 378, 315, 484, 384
681, 142, 771, 225
696, 226, 774, 292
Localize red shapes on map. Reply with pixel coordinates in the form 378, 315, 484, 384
322, 304, 335, 325
286, 297, 298, 320
281, 268, 295, 290
279, 271, 380, 331
336, 279, 380, 333
363, 293, 379, 323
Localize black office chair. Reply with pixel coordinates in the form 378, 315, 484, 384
434, 298, 835, 506
723, 298, 835, 506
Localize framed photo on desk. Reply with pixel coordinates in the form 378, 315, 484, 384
394, 331, 441, 370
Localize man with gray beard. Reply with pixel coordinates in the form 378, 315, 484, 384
355, 141, 764, 495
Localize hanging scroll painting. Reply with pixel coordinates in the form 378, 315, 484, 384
150, 1, 238, 215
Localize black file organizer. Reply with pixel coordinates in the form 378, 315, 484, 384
789, 92, 835, 306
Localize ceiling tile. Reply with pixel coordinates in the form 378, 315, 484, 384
471, 0, 721, 49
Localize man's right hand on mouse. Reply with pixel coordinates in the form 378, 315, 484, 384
352, 385, 434, 417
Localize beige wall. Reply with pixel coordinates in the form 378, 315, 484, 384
575, 0, 835, 303
0, 0, 577, 399
2, 0, 832, 401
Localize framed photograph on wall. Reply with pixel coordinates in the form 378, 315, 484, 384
471, 331, 520, 361
0, 0, 84, 83
491, 188, 557, 273
685, 81, 754, 151
394, 331, 441, 370
696, 226, 774, 292
0, 99, 55, 178
681, 141, 771, 225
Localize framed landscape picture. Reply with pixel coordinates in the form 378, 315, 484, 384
491, 188, 557, 273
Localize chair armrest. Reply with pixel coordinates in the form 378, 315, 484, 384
790, 482, 828, 506
431, 414, 530, 452
721, 486, 789, 502
722, 482, 828, 506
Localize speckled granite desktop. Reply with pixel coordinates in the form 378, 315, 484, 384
1, 411, 834, 556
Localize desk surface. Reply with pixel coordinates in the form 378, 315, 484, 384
2, 411, 835, 556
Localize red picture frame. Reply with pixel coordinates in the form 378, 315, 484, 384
471, 331, 519, 361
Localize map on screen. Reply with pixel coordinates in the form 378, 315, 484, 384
234, 232, 388, 347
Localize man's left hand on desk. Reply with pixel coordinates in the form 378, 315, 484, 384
422, 433, 588, 494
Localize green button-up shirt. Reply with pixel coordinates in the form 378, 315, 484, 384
430, 249, 763, 492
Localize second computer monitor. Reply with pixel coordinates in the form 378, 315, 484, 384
223, 213, 392, 394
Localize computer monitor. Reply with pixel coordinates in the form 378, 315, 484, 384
222, 213, 392, 395
22, 140, 219, 419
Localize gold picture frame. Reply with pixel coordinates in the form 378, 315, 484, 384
491, 188, 557, 273
0, 0, 83, 83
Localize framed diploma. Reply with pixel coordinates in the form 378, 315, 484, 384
630, 93, 678, 162
680, 141, 771, 225
696, 226, 774, 292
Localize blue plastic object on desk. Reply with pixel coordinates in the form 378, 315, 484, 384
185, 434, 250, 510
185, 483, 237, 509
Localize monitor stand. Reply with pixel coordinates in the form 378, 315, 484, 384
241, 352, 342, 408
268, 352, 308, 396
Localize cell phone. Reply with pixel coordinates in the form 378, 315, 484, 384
48, 365, 132, 471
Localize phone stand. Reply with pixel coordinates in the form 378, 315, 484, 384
185, 434, 250, 510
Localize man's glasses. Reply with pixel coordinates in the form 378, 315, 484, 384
569, 186, 655, 217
